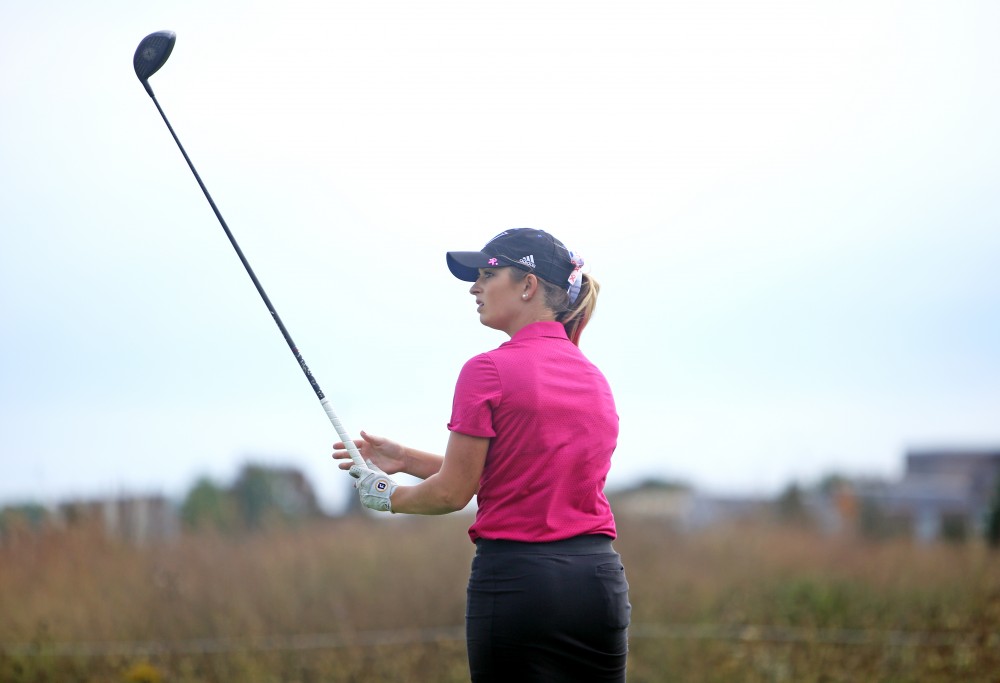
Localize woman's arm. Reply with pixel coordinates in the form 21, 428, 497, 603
397, 446, 447, 480
332, 429, 488, 501
388, 431, 489, 515
333, 430, 444, 479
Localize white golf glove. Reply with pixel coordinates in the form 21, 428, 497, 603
349, 460, 397, 513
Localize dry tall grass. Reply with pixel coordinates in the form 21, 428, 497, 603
2, 514, 998, 682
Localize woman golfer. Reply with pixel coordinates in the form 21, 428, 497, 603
333, 228, 630, 682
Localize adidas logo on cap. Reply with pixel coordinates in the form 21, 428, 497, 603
517, 255, 536, 268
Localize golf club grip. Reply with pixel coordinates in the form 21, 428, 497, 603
321, 399, 365, 467
147, 93, 365, 469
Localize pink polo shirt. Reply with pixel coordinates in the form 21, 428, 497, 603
448, 321, 619, 543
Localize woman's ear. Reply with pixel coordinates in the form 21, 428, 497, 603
522, 273, 539, 300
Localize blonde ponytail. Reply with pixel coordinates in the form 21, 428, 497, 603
510, 268, 600, 346
559, 273, 599, 346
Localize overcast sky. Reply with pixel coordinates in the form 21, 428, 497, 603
2, 0, 998, 513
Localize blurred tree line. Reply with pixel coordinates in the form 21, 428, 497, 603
3, 465, 999, 544
179, 464, 335, 533
773, 472, 1000, 547
0, 463, 359, 543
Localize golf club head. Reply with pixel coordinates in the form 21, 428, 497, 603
134, 31, 176, 96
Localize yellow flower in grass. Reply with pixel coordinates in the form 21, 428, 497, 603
123, 661, 163, 683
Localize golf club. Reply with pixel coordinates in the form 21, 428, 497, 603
133, 30, 365, 469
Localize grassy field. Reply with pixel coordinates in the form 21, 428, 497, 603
1, 514, 999, 682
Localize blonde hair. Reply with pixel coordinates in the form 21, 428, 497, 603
511, 269, 600, 346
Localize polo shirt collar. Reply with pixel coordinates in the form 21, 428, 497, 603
509, 320, 568, 343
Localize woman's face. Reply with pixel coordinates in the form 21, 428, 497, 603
469, 267, 525, 334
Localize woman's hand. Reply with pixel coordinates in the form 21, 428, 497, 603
349, 460, 397, 512
332, 430, 406, 475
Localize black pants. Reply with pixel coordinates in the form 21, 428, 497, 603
466, 535, 630, 683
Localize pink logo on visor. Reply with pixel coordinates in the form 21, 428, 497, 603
488, 258, 498, 266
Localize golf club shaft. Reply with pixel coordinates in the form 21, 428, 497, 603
147, 93, 365, 468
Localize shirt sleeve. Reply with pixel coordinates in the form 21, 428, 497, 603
447, 353, 501, 438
